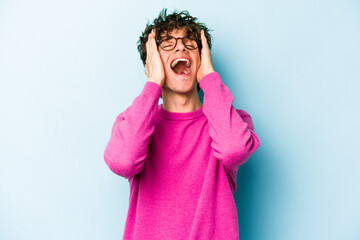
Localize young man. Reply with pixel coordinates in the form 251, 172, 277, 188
104, 9, 260, 240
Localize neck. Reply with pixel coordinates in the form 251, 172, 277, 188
162, 87, 202, 113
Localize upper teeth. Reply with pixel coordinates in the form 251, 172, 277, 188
171, 58, 190, 68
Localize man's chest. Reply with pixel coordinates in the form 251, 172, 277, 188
147, 118, 212, 171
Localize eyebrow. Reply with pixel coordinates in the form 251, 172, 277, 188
159, 32, 190, 40
159, 35, 171, 40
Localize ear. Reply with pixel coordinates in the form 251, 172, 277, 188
144, 63, 148, 77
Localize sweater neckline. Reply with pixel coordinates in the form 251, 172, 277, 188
158, 104, 204, 120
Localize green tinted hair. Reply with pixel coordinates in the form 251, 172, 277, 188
137, 9, 212, 98
137, 8, 212, 66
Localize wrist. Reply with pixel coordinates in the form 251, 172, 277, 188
198, 69, 215, 82
148, 78, 163, 87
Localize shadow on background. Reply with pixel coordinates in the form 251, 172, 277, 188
235, 148, 274, 240
209, 49, 284, 240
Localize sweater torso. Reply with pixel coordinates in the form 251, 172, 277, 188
134, 105, 211, 239
104, 72, 261, 240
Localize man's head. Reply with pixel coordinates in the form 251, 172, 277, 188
137, 9, 212, 98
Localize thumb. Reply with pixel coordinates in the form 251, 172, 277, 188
144, 63, 149, 77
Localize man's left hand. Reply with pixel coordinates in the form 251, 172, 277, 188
196, 30, 215, 83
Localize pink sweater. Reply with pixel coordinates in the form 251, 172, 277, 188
104, 72, 260, 240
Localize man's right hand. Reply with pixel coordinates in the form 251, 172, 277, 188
145, 29, 165, 87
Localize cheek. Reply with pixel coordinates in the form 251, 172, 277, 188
158, 51, 169, 68
194, 55, 201, 70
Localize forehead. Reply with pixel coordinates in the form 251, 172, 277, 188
159, 28, 187, 39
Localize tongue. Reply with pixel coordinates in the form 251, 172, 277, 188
173, 61, 189, 74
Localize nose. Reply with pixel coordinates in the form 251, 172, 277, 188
174, 38, 187, 52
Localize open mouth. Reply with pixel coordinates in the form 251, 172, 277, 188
170, 58, 191, 75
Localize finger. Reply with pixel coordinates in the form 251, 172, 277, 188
149, 29, 158, 49
145, 41, 150, 64
200, 30, 209, 49
149, 29, 156, 42
146, 32, 151, 51
147, 29, 155, 47
144, 63, 149, 77
149, 29, 154, 38
146, 30, 154, 62
146, 36, 150, 51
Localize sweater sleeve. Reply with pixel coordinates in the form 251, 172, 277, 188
199, 72, 260, 174
103, 81, 162, 179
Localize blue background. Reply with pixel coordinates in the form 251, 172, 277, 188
1, 1, 359, 239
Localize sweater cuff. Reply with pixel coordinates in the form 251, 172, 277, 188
141, 81, 162, 99
199, 72, 222, 90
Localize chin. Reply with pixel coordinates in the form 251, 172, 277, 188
164, 77, 198, 95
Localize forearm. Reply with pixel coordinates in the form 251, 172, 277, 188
200, 72, 260, 172
104, 81, 162, 178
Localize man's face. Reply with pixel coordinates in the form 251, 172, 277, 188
158, 28, 201, 95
